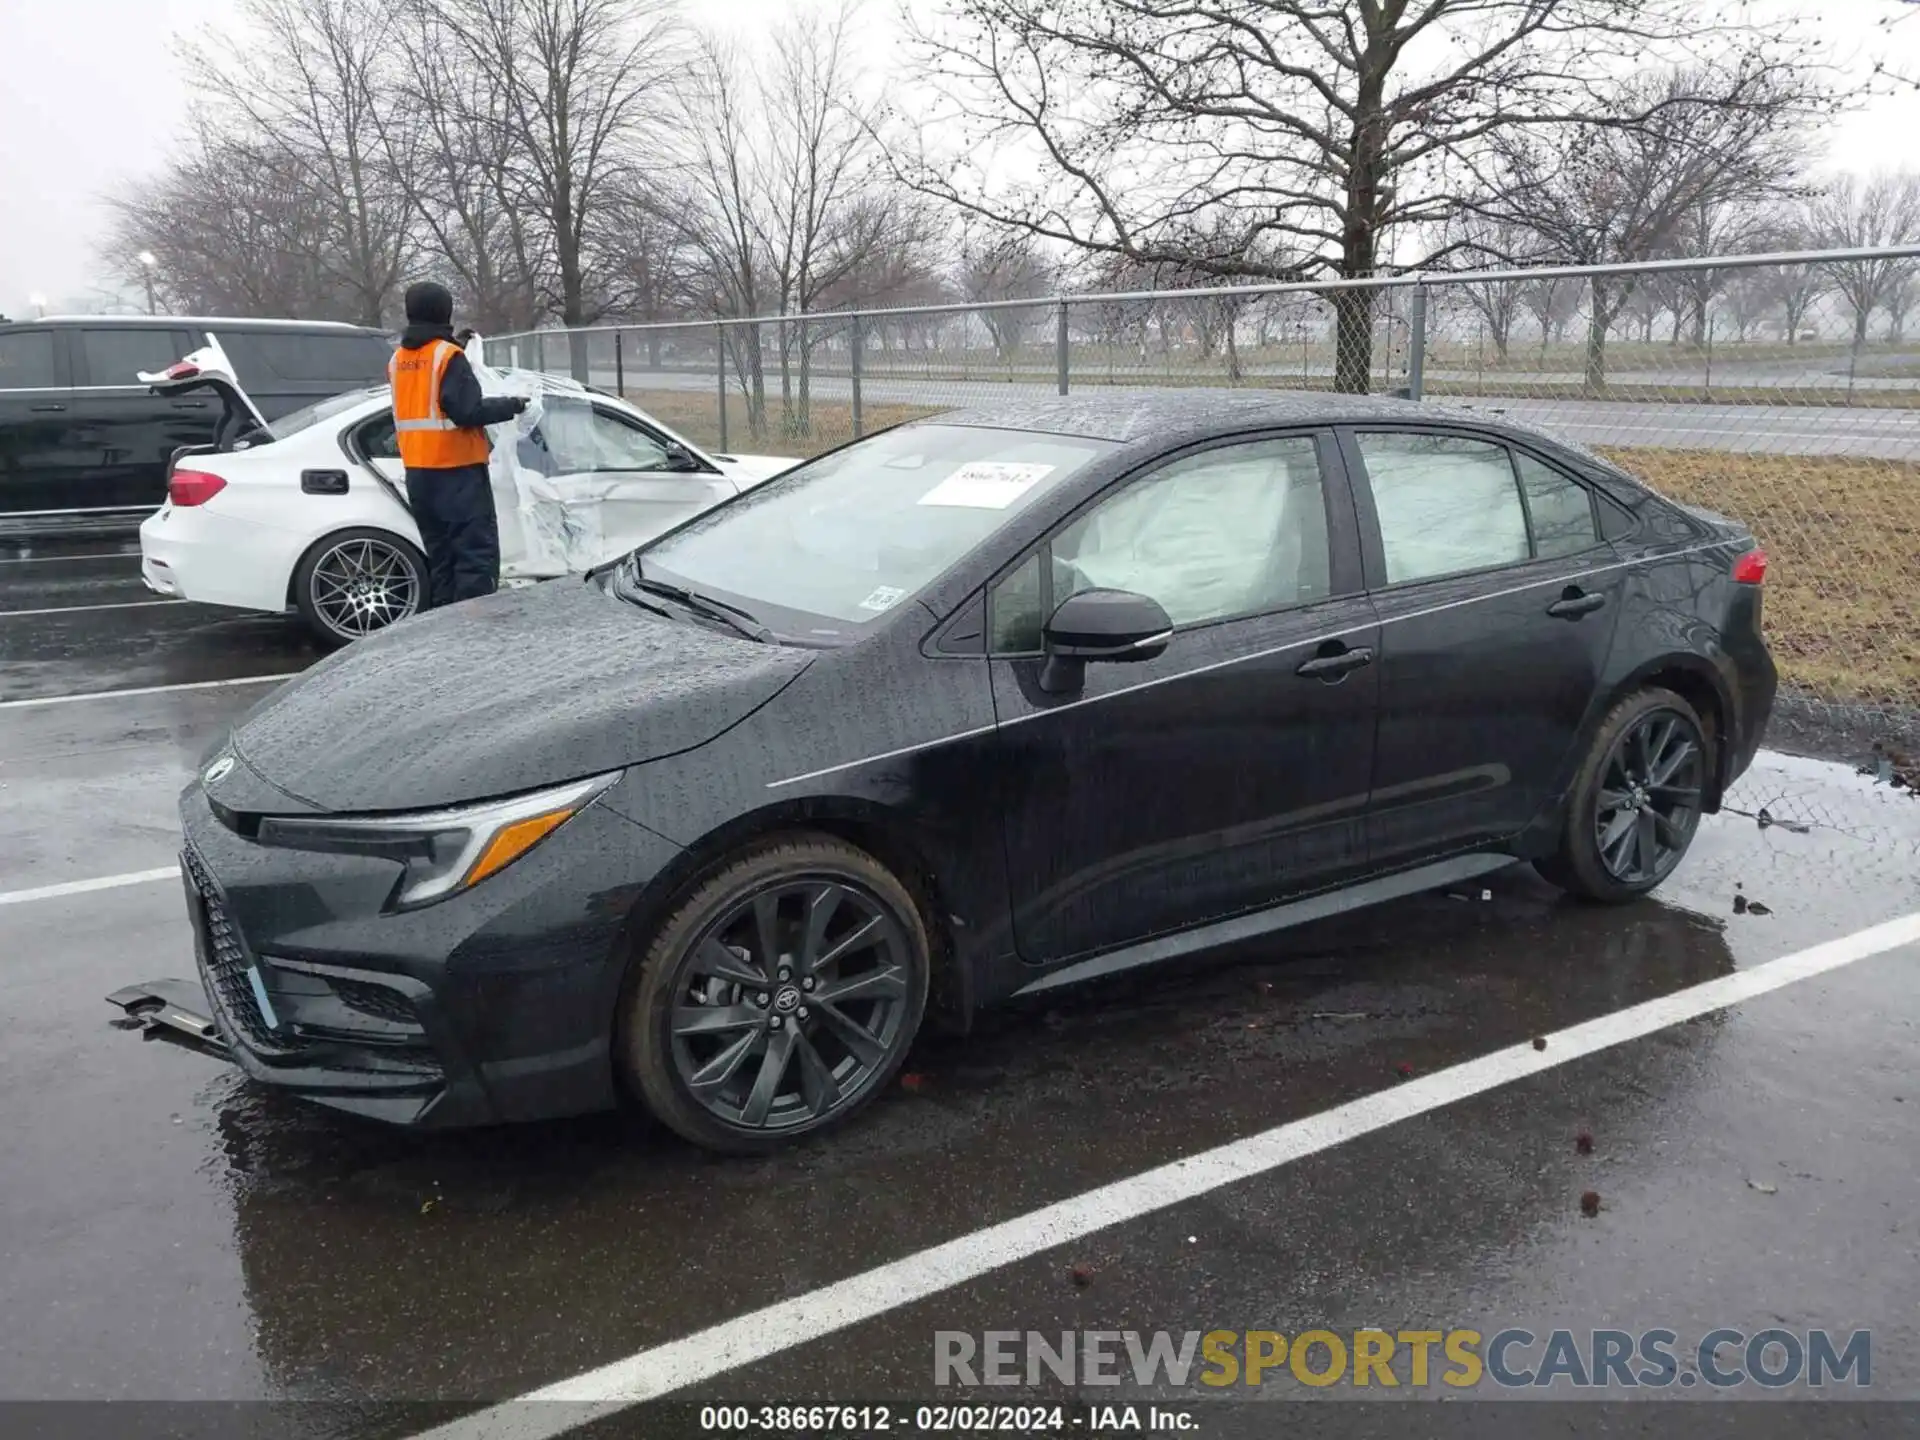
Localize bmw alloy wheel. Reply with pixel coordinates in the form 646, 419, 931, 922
307, 536, 421, 639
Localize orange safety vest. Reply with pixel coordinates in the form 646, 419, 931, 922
389, 339, 491, 469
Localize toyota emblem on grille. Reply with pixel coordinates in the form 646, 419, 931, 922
203, 756, 235, 785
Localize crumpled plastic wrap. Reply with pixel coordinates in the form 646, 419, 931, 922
467, 355, 577, 579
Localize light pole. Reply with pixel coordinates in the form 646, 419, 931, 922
28, 291, 47, 320
137, 251, 158, 314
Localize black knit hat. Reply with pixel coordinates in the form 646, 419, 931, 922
404, 281, 454, 326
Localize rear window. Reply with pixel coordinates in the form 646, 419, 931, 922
81, 327, 191, 386
0, 330, 58, 388
217, 330, 392, 384
270, 388, 384, 440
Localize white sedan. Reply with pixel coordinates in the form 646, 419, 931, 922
138, 347, 796, 646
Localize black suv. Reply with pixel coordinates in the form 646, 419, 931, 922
0, 316, 391, 532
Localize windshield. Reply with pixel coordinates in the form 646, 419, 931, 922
270, 387, 384, 440
638, 424, 1113, 639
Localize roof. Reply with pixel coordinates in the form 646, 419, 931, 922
926, 388, 1436, 443
4, 315, 379, 333
924, 386, 1628, 478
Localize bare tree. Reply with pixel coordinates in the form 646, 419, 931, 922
1483, 65, 1809, 393
382, 0, 544, 334
899, 0, 1831, 392
954, 235, 1058, 362
1441, 215, 1548, 362
1805, 171, 1920, 355
181, 0, 415, 326
1518, 274, 1580, 355
427, 0, 686, 374
109, 119, 363, 319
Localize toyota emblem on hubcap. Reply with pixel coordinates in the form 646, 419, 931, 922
772, 986, 802, 1014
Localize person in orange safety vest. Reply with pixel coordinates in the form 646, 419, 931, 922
391, 281, 529, 609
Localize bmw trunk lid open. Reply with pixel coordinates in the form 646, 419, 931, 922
110, 392, 1776, 1153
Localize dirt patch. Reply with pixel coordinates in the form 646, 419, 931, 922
1600, 448, 1920, 710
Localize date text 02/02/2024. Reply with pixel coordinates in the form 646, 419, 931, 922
697, 1403, 1196, 1432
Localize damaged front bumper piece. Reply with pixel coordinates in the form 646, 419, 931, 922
106, 978, 230, 1057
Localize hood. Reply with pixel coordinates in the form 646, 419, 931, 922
226, 581, 814, 813
716, 453, 802, 487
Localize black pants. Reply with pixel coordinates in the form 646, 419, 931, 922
405, 463, 499, 609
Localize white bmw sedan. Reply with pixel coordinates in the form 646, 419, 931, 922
138, 351, 796, 646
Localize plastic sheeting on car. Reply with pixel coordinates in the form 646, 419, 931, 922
470, 353, 733, 580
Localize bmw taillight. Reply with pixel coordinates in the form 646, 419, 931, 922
168, 470, 227, 507
1731, 548, 1767, 585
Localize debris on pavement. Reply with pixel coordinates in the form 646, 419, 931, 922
1747, 1179, 1778, 1195
1575, 1130, 1594, 1155
1580, 1190, 1601, 1217
1753, 806, 1813, 834
1070, 1264, 1093, 1288
899, 1073, 928, 1092
1395, 1061, 1414, 1078
1311, 1011, 1369, 1022
1532, 1036, 1547, 1051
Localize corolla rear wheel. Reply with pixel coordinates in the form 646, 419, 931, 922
293, 528, 426, 647
621, 836, 930, 1153
1537, 686, 1710, 903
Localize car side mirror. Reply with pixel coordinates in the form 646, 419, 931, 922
661, 441, 702, 472
1037, 588, 1172, 694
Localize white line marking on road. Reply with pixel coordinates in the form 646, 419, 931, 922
0, 599, 180, 619
0, 674, 297, 710
0, 552, 141, 565
0, 866, 180, 908
410, 907, 1920, 1440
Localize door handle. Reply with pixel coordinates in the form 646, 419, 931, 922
1546, 589, 1608, 619
1295, 645, 1375, 680
28, 403, 66, 412
170, 400, 210, 410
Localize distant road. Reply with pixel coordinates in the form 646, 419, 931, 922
591, 367, 1920, 461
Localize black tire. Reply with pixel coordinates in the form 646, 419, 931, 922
619, 835, 930, 1154
1536, 686, 1712, 903
291, 528, 427, 648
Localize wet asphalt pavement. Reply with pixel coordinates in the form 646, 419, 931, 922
2, 536, 1917, 1439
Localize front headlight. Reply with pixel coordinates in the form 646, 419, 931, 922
254, 771, 621, 909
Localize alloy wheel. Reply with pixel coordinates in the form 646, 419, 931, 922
668, 878, 914, 1134
309, 537, 420, 639
1592, 706, 1705, 886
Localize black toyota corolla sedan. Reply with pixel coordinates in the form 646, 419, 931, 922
111, 391, 1775, 1151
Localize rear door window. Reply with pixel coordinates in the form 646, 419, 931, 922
1514, 451, 1601, 558
0, 330, 60, 388
1353, 432, 1530, 583
78, 327, 193, 386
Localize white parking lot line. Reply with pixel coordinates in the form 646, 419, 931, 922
0, 599, 180, 619
410, 908, 1920, 1440
0, 674, 298, 710
0, 866, 181, 908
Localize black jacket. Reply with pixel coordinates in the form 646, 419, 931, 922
397, 323, 524, 430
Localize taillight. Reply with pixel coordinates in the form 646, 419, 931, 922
168, 470, 227, 507
1731, 548, 1767, 585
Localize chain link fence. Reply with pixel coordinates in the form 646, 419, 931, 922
494, 246, 1920, 755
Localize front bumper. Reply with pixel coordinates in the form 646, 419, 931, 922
109, 782, 683, 1128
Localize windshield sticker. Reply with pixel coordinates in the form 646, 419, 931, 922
917, 462, 1056, 509
858, 585, 908, 612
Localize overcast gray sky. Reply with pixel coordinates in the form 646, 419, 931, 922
3, 0, 1917, 319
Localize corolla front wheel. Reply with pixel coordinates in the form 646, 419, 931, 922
1538, 687, 1711, 903
621, 836, 930, 1153
292, 528, 427, 647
